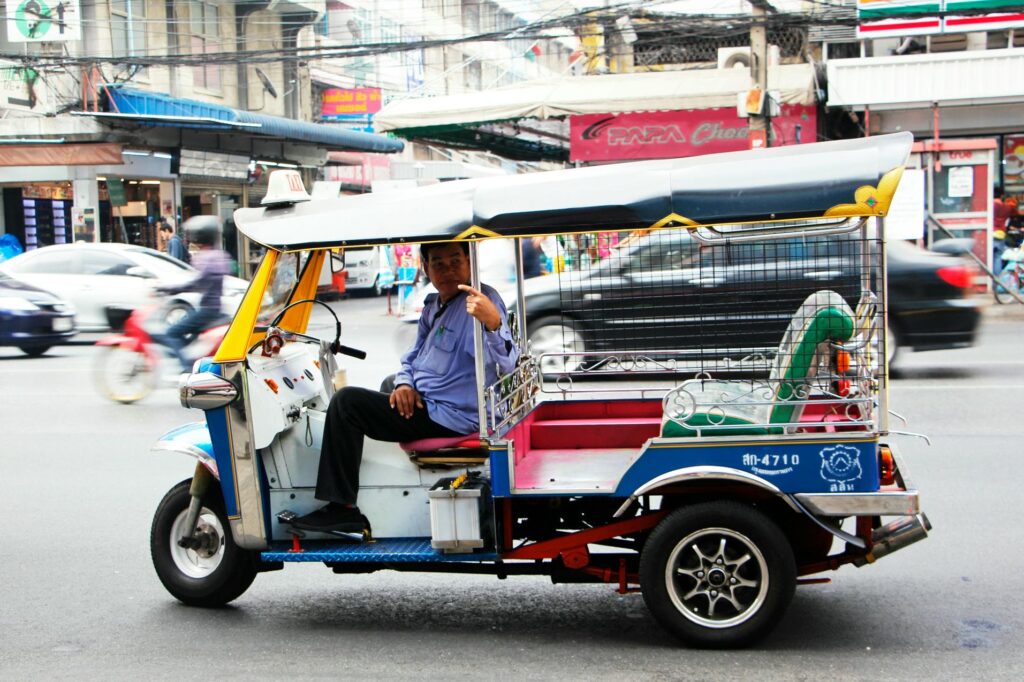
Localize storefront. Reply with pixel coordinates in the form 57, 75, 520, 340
1, 182, 74, 251
909, 139, 997, 270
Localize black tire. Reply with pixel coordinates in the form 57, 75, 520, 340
93, 345, 157, 404
884, 320, 899, 370
18, 345, 51, 357
151, 479, 258, 607
527, 315, 586, 374
639, 501, 796, 648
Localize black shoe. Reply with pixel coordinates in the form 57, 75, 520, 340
291, 503, 365, 533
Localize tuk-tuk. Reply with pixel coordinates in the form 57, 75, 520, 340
150, 132, 929, 648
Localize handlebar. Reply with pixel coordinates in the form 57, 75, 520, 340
334, 344, 367, 360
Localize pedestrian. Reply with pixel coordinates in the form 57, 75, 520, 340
521, 237, 544, 278
159, 218, 190, 264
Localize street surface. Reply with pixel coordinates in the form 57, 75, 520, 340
1, 294, 1023, 679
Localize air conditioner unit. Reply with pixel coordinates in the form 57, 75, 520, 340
717, 45, 780, 70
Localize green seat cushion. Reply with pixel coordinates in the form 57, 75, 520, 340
661, 414, 782, 438
769, 304, 854, 425
660, 290, 856, 438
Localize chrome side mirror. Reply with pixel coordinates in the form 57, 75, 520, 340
180, 372, 238, 410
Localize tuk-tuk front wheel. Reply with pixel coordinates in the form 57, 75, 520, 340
151, 479, 258, 607
639, 501, 796, 648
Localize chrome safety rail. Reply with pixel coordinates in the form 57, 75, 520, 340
661, 376, 877, 437
485, 358, 541, 434
689, 217, 867, 245
537, 349, 776, 398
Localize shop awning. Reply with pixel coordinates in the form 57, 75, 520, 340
374, 65, 815, 162
0, 143, 123, 167
85, 85, 403, 154
376, 64, 817, 134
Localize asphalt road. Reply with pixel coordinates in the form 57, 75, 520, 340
1, 295, 1023, 679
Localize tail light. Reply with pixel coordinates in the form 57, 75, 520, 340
879, 445, 896, 486
936, 265, 973, 289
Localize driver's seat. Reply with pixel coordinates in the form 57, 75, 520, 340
399, 434, 487, 467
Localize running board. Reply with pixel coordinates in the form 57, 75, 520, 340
261, 537, 498, 563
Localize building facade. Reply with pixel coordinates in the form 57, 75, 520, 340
0, 0, 400, 270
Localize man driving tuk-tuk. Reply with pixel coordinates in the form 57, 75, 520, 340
293, 241, 518, 534
152, 132, 930, 649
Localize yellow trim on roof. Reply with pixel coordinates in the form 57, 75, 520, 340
455, 225, 502, 240
824, 167, 904, 218
651, 212, 700, 229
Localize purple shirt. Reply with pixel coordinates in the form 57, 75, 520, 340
162, 248, 230, 311
395, 284, 518, 434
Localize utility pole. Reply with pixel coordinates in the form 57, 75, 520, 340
748, 1, 775, 148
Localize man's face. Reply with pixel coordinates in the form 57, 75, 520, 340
424, 243, 470, 301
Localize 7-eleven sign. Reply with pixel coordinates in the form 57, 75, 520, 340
857, 0, 1024, 38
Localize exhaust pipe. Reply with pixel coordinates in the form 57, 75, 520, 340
854, 513, 931, 567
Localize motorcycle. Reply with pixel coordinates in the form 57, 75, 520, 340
94, 302, 228, 403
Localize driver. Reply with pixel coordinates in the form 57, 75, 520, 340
294, 241, 519, 533
152, 216, 230, 371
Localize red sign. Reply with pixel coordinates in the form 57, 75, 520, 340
1005, 134, 1024, 191
569, 105, 817, 162
321, 87, 382, 119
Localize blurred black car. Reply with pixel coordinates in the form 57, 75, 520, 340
522, 230, 980, 365
0, 270, 76, 356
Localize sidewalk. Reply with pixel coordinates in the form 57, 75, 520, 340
974, 293, 1024, 321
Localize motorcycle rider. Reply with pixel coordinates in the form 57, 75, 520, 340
152, 216, 230, 371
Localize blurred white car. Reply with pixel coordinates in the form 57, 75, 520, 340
0, 243, 248, 331
343, 246, 394, 295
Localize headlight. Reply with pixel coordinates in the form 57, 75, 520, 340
0, 297, 39, 312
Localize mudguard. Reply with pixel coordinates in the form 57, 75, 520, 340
94, 334, 146, 352
150, 421, 219, 479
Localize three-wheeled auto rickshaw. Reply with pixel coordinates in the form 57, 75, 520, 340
150, 132, 929, 648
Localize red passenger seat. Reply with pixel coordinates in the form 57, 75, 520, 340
399, 434, 486, 467
530, 417, 662, 450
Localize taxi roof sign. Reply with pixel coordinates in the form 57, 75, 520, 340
261, 169, 312, 207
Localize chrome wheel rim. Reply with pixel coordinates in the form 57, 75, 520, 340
529, 323, 583, 374
665, 527, 769, 629
168, 506, 225, 579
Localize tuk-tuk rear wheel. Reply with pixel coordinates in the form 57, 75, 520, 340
639, 501, 796, 648
151, 479, 258, 607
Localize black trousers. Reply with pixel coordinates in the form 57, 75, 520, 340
315, 386, 462, 505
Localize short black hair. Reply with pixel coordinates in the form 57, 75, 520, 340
158, 221, 173, 233
420, 241, 469, 261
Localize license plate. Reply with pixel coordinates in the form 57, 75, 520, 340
53, 317, 73, 332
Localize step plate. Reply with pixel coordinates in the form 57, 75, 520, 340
261, 537, 498, 563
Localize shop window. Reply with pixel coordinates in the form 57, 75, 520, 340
110, 0, 147, 59
189, 1, 222, 91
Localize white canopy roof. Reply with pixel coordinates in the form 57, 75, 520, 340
375, 64, 817, 132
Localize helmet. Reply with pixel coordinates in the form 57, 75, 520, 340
182, 215, 221, 247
